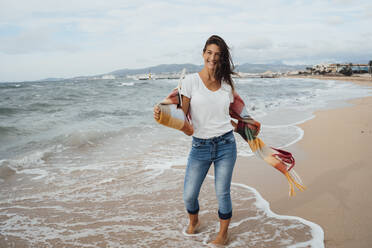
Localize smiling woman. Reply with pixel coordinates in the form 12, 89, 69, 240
154, 35, 238, 245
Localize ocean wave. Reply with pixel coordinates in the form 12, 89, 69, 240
27, 102, 55, 111
62, 130, 112, 148
115, 80, 151, 86
58, 126, 145, 149
0, 145, 64, 172
0, 83, 24, 89
0, 107, 20, 116
76, 109, 146, 119
119, 82, 135, 86
0, 125, 25, 136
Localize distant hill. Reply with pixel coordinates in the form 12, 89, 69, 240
103, 62, 308, 77
39, 77, 66, 82
107, 63, 203, 77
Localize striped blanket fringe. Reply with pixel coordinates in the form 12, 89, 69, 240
231, 92, 306, 196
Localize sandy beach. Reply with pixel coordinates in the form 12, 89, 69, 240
233, 75, 372, 248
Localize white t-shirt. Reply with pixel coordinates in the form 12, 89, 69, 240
180, 73, 234, 139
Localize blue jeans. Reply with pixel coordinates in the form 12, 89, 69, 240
183, 130, 237, 220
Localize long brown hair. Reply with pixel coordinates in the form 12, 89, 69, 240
203, 35, 236, 91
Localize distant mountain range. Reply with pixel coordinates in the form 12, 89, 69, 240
33, 62, 308, 82
105, 62, 308, 77
107, 63, 202, 77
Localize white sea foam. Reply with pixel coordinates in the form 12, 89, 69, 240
120, 82, 135, 86
231, 182, 325, 248
0, 145, 64, 171
21, 168, 49, 180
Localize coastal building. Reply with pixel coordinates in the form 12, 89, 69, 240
309, 63, 370, 76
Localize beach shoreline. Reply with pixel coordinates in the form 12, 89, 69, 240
2, 75, 371, 247
232, 76, 372, 247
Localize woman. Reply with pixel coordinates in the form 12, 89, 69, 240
154, 35, 237, 245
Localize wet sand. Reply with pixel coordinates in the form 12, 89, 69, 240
233, 76, 372, 247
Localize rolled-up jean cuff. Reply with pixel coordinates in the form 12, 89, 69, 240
218, 210, 232, 220
187, 208, 199, 215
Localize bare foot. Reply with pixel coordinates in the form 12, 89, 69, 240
186, 220, 200, 234
210, 233, 228, 246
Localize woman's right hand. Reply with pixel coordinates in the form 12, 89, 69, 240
153, 105, 160, 120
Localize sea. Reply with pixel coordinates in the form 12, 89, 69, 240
0, 75, 371, 247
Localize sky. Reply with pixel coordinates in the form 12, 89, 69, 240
0, 0, 371, 82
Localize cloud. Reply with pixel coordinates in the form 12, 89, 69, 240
331, 0, 355, 3
238, 37, 273, 50
325, 16, 344, 25
362, 5, 372, 19
1, 0, 372, 81
0, 27, 80, 54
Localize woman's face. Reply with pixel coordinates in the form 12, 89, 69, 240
203, 44, 221, 70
